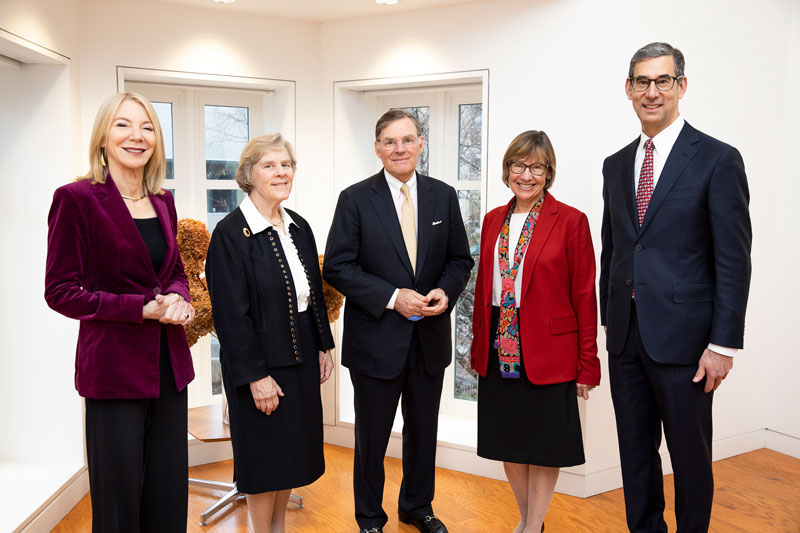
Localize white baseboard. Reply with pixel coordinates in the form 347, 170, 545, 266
324, 425, 777, 498
765, 429, 800, 458
188, 437, 233, 467
18, 467, 88, 533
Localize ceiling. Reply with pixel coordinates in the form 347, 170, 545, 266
155, 0, 490, 23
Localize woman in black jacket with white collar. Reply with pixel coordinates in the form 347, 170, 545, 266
206, 134, 334, 533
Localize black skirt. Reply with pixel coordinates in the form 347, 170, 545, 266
477, 306, 585, 467
223, 311, 325, 493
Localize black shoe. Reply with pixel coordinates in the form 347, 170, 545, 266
359, 528, 383, 533
398, 511, 448, 533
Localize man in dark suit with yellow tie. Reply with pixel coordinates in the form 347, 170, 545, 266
324, 109, 473, 533
600, 42, 752, 532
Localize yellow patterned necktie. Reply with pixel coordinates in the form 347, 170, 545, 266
400, 183, 417, 273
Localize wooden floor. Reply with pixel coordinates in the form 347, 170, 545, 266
54, 446, 800, 532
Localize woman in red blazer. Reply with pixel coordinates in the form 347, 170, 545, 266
45, 93, 195, 532
470, 130, 600, 533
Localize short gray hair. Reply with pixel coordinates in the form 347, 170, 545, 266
375, 109, 423, 141
628, 42, 685, 78
235, 133, 296, 194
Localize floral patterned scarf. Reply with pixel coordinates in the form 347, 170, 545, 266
495, 193, 545, 379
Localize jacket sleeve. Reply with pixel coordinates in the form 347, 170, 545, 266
323, 188, 397, 319
470, 211, 491, 371
300, 218, 335, 351
568, 211, 600, 386
205, 226, 269, 387
44, 185, 145, 323
160, 190, 191, 302
708, 146, 751, 348
435, 186, 475, 312
599, 160, 612, 327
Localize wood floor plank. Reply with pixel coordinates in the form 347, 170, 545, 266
53, 445, 800, 532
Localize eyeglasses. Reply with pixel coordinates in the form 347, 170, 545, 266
629, 75, 683, 92
507, 161, 549, 176
379, 137, 419, 149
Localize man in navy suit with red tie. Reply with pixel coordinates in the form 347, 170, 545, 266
600, 42, 752, 532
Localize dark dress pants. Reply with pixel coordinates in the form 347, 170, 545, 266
85, 342, 188, 533
609, 302, 714, 533
350, 327, 445, 530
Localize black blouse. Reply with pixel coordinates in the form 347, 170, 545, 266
133, 217, 167, 273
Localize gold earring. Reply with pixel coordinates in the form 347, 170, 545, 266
100, 150, 106, 167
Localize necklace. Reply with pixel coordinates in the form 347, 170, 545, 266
120, 192, 146, 202
269, 213, 284, 226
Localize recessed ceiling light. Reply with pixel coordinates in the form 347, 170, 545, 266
375, 0, 400, 5
213, 0, 235, 3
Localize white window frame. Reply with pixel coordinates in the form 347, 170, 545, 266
331, 72, 488, 447
121, 68, 296, 408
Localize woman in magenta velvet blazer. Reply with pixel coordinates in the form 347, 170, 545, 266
45, 92, 195, 532
470, 131, 600, 533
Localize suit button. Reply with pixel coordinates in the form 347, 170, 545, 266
635, 244, 643, 251
625, 280, 633, 287
153, 287, 161, 295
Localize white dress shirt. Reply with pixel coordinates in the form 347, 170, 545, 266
634, 116, 685, 192
633, 117, 736, 358
384, 170, 419, 310
240, 195, 311, 313
491, 213, 527, 308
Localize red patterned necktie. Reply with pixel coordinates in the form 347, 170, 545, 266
632, 139, 654, 300
636, 139, 655, 226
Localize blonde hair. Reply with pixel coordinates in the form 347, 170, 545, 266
501, 130, 556, 190
78, 92, 166, 195
235, 134, 297, 193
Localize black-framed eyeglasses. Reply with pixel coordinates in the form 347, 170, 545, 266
507, 161, 549, 176
629, 75, 684, 92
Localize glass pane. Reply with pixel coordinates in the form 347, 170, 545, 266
458, 103, 482, 181
396, 106, 429, 175
205, 105, 249, 180
211, 336, 222, 395
454, 190, 481, 401
152, 101, 174, 180
207, 189, 245, 234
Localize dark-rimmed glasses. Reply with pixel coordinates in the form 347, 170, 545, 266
507, 161, 548, 176
629, 75, 683, 92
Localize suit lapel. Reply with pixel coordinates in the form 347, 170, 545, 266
97, 176, 155, 278
368, 172, 415, 277
481, 199, 512, 299
414, 175, 434, 280
621, 137, 639, 232
520, 193, 559, 299
639, 123, 699, 235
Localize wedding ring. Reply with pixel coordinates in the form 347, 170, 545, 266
183, 313, 190, 319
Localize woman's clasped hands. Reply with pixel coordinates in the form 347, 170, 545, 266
142, 293, 195, 325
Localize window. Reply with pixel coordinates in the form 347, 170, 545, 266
126, 76, 294, 407
382, 90, 484, 415
332, 75, 487, 441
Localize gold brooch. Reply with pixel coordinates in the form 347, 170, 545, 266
243, 227, 251, 238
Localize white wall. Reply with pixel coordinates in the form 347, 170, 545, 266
768, 0, 800, 448
320, 0, 799, 480
76, 0, 328, 234
0, 0, 83, 466
1, 0, 799, 525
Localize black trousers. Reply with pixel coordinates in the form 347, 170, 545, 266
349, 327, 445, 530
609, 302, 714, 533
85, 343, 188, 533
